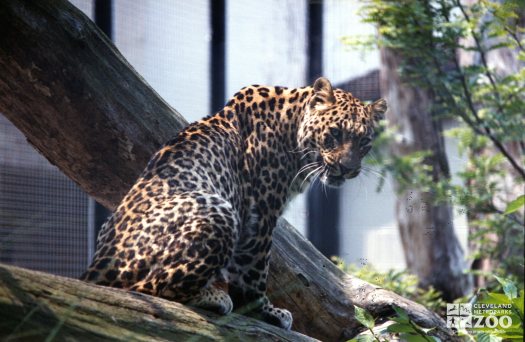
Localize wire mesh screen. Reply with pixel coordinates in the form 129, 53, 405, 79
226, 0, 307, 94
336, 70, 380, 101
0, 115, 91, 278
114, 0, 210, 123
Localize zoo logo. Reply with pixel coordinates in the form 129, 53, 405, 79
446, 303, 514, 331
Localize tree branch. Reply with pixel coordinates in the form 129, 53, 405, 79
455, 0, 501, 98
504, 27, 525, 52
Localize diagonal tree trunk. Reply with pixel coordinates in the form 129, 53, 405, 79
0, 1, 459, 340
380, 47, 472, 300
0, 0, 186, 209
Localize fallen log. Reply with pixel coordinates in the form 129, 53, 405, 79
0, 1, 459, 341
0, 263, 317, 341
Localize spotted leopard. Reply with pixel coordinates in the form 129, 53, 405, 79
81, 77, 387, 330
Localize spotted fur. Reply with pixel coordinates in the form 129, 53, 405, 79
81, 77, 386, 330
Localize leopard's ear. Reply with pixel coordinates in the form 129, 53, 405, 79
310, 77, 335, 111
368, 98, 387, 122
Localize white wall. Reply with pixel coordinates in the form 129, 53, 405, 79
114, 0, 210, 122
68, 0, 93, 19
338, 124, 470, 271
226, 0, 308, 95
323, 0, 380, 84
339, 172, 400, 270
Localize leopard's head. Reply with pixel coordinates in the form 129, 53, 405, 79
297, 77, 387, 187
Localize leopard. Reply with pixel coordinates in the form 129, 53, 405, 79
81, 77, 386, 330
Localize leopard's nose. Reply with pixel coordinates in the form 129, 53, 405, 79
339, 162, 360, 176
338, 163, 353, 175
338, 157, 360, 177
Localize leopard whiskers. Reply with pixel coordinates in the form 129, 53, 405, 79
289, 146, 311, 154
291, 162, 320, 187
356, 171, 368, 201
316, 166, 328, 198
297, 161, 320, 174
308, 167, 323, 196
300, 150, 317, 160
361, 165, 386, 181
289, 146, 318, 163
365, 150, 383, 166
361, 165, 393, 190
299, 165, 324, 190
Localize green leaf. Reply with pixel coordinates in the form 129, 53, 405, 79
512, 290, 524, 317
494, 275, 518, 300
488, 332, 525, 339
392, 305, 410, 323
504, 195, 525, 215
475, 332, 503, 342
353, 305, 375, 329
387, 322, 417, 333
484, 292, 512, 304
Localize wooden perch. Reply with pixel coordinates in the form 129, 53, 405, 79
0, 1, 459, 341
0, 263, 317, 341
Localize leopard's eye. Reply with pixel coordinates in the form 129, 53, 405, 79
324, 135, 335, 149
330, 127, 342, 140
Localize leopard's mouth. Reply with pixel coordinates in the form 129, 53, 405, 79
301, 154, 359, 188
344, 168, 361, 179
320, 166, 360, 187
321, 174, 345, 187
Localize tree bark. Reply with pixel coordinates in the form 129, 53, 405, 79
380, 47, 472, 301
0, 1, 459, 341
0, 263, 317, 341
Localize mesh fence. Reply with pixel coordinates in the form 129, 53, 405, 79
0, 115, 91, 278
113, 0, 210, 122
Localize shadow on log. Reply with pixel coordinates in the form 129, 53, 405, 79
0, 1, 459, 341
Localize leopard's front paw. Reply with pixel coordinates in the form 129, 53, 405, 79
261, 303, 293, 330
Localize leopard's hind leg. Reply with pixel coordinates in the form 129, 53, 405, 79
129, 194, 239, 315
130, 269, 233, 315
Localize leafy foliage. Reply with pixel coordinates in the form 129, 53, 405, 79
352, 0, 524, 283
347, 276, 523, 341
348, 304, 440, 342
504, 195, 525, 215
